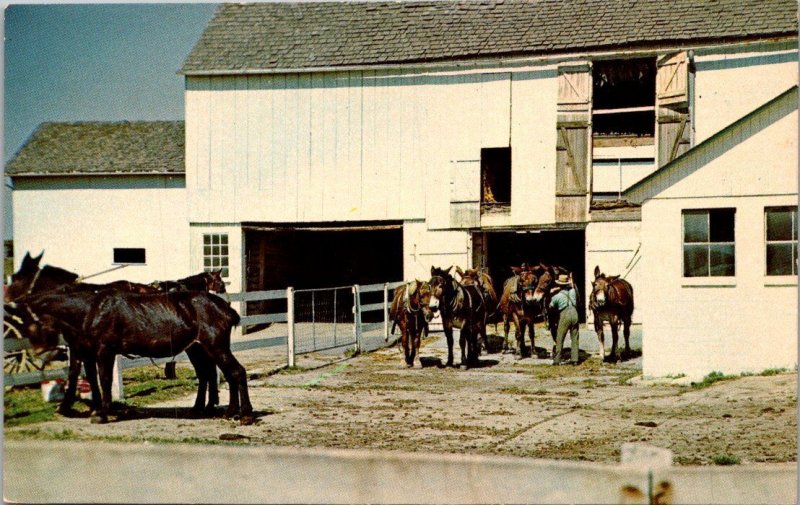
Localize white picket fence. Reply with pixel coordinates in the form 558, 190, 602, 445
3, 280, 406, 396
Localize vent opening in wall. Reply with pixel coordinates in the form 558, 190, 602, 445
113, 248, 146, 264
481, 147, 511, 212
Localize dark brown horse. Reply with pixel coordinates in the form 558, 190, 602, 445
498, 265, 541, 357
4, 254, 219, 415
389, 280, 433, 367
589, 265, 634, 362
150, 270, 226, 294
19, 290, 252, 425
455, 266, 497, 353
428, 266, 488, 369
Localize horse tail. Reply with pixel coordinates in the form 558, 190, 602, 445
391, 320, 397, 335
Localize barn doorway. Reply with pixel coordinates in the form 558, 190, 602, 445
474, 228, 586, 322
243, 223, 403, 329
243, 223, 403, 291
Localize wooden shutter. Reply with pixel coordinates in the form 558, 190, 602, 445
657, 52, 689, 108
556, 62, 591, 222
657, 51, 692, 166
450, 160, 481, 228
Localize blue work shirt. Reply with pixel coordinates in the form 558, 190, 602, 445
549, 287, 577, 312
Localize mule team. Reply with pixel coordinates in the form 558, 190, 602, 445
391, 264, 634, 369
5, 251, 632, 426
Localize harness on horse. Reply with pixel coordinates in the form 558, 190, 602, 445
403, 282, 421, 314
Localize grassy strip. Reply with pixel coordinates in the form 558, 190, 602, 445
4, 365, 198, 427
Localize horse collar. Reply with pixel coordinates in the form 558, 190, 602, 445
25, 268, 43, 296
403, 283, 419, 313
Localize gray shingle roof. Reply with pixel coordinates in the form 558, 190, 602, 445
5, 121, 185, 177
181, 0, 798, 74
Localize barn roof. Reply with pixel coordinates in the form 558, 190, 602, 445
5, 121, 185, 177
625, 85, 798, 204
180, 0, 798, 74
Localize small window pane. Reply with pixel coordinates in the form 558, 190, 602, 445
683, 213, 708, 243
222, 268, 229, 277
212, 257, 220, 267
767, 209, 794, 241
203, 235, 211, 245
213, 235, 220, 245
709, 244, 735, 276
221, 246, 228, 256
683, 244, 708, 277
203, 258, 211, 267
113, 248, 146, 264
767, 243, 794, 276
212, 245, 220, 255
203, 246, 211, 255
221, 257, 228, 267
709, 209, 735, 243
221, 235, 228, 245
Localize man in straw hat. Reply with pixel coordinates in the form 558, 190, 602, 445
548, 272, 580, 365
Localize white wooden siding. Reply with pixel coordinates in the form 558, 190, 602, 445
186, 67, 558, 227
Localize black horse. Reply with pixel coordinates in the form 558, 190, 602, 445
428, 266, 488, 369
18, 290, 252, 425
4, 253, 220, 415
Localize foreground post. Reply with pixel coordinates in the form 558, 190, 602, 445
383, 283, 389, 342
286, 287, 295, 368
352, 284, 362, 354
111, 356, 123, 400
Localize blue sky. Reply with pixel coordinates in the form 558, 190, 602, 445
3, 3, 219, 240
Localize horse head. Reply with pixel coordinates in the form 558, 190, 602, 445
532, 265, 555, 303
5, 301, 61, 352
205, 269, 227, 294
591, 265, 612, 308
5, 252, 78, 302
428, 265, 454, 313
407, 280, 434, 323
518, 268, 539, 306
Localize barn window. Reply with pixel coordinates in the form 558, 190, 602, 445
203, 234, 229, 278
481, 147, 511, 211
682, 209, 735, 277
113, 248, 146, 265
592, 58, 656, 138
765, 207, 797, 276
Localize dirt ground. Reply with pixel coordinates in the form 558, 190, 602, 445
7, 328, 797, 466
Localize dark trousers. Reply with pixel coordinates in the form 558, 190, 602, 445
554, 305, 580, 363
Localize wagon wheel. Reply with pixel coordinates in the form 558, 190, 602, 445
4, 318, 49, 378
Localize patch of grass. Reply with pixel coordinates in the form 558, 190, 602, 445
122, 366, 199, 408
5, 427, 251, 446
499, 386, 532, 395
711, 454, 741, 466
690, 371, 737, 390
3, 388, 59, 427
759, 368, 788, 377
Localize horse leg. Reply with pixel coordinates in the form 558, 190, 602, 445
411, 323, 421, 368
444, 323, 455, 368
595, 317, 606, 361
82, 357, 102, 415
527, 316, 536, 358
610, 318, 620, 363
212, 337, 253, 425
58, 355, 82, 416
459, 327, 469, 369
186, 345, 210, 416
401, 320, 412, 367
502, 313, 511, 353
623, 317, 632, 358
92, 352, 115, 424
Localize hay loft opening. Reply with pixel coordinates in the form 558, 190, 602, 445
592, 58, 656, 139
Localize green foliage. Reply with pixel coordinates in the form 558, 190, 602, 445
3, 387, 58, 427
690, 371, 736, 389
711, 453, 741, 465
759, 368, 788, 377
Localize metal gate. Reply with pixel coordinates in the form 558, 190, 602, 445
293, 286, 355, 354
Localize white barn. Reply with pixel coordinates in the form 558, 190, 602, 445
6, 121, 190, 284
7, 0, 798, 377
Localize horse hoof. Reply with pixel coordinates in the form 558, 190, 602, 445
90, 415, 108, 424
405, 363, 413, 368
239, 415, 255, 426
459, 364, 469, 370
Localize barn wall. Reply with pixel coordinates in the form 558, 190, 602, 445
639, 110, 798, 379
402, 220, 470, 282
584, 220, 642, 324
185, 65, 559, 229
12, 176, 190, 284
694, 44, 798, 144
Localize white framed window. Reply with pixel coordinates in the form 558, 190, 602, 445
765, 207, 797, 276
682, 209, 735, 277
203, 234, 229, 278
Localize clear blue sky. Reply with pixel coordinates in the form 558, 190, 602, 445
3, 3, 219, 240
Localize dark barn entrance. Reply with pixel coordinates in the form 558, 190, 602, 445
474, 228, 586, 322
244, 223, 403, 291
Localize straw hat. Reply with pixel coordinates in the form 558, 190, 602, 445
555, 274, 571, 286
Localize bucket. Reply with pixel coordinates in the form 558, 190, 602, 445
40, 379, 65, 402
